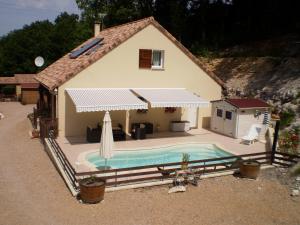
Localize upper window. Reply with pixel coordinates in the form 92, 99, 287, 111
139, 49, 164, 70
152, 50, 164, 69
217, 109, 223, 117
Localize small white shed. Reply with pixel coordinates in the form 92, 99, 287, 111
210, 99, 270, 138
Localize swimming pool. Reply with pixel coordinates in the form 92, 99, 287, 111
85, 143, 234, 169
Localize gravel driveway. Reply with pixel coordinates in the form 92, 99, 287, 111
0, 102, 300, 225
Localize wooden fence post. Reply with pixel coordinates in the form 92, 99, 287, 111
271, 120, 280, 164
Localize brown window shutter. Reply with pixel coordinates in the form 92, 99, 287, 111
139, 49, 152, 68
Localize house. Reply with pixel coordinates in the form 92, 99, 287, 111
210, 98, 270, 139
35, 17, 224, 138
15, 74, 39, 104
0, 74, 39, 104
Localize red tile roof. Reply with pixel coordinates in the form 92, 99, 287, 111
226, 98, 270, 108
35, 17, 224, 90
0, 76, 17, 84
15, 74, 38, 84
0, 74, 37, 85
21, 83, 39, 89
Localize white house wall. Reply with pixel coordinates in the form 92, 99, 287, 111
236, 108, 268, 138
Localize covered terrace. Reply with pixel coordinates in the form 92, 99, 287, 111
64, 88, 209, 139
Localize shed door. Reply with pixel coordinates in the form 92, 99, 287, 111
223, 110, 234, 136
213, 108, 224, 133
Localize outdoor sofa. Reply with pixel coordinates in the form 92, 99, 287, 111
86, 123, 126, 143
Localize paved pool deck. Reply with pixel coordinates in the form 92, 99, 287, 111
56, 128, 268, 172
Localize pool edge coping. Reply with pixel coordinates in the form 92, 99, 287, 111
76, 141, 234, 172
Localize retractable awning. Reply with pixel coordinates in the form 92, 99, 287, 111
66, 88, 148, 112
132, 88, 209, 108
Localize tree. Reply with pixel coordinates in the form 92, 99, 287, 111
0, 12, 92, 75
76, 0, 108, 24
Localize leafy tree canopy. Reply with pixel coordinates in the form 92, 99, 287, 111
0, 12, 91, 75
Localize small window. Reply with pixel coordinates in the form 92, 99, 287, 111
152, 50, 164, 69
225, 111, 232, 120
139, 49, 164, 70
217, 109, 223, 117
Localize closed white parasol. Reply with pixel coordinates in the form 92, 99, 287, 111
99, 111, 114, 169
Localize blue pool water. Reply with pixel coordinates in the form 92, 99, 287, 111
86, 143, 234, 169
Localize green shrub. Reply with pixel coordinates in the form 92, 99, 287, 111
280, 109, 296, 128
290, 162, 300, 176
2, 85, 15, 95
279, 126, 300, 154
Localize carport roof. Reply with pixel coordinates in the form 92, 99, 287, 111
0, 76, 17, 84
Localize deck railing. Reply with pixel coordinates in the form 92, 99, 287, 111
75, 151, 273, 186
45, 131, 300, 192
40, 118, 57, 140
48, 131, 78, 191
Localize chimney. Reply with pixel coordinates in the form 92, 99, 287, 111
94, 21, 101, 37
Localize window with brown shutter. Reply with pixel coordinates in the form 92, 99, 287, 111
139, 49, 152, 69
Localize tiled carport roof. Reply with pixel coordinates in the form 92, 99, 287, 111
0, 76, 17, 84
15, 74, 38, 84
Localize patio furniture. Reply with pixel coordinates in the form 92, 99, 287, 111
157, 167, 173, 176
131, 127, 146, 140
112, 124, 126, 141
86, 125, 101, 143
173, 169, 201, 186
170, 121, 190, 132
241, 124, 262, 145
131, 122, 153, 134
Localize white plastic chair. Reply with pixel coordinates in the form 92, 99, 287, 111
242, 124, 262, 145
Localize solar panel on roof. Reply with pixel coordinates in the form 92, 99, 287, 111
85, 43, 104, 55
69, 38, 104, 59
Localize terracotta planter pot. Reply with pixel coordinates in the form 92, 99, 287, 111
32, 130, 39, 138
79, 177, 106, 204
239, 161, 261, 179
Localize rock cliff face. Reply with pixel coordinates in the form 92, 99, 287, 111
201, 34, 300, 128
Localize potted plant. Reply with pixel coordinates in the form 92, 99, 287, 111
181, 153, 190, 170
31, 129, 39, 138
79, 176, 106, 204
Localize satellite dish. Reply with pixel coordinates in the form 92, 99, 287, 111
34, 56, 44, 67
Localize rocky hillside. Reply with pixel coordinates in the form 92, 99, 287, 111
201, 34, 300, 129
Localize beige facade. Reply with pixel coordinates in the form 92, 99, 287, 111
58, 24, 222, 137
16, 85, 21, 100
